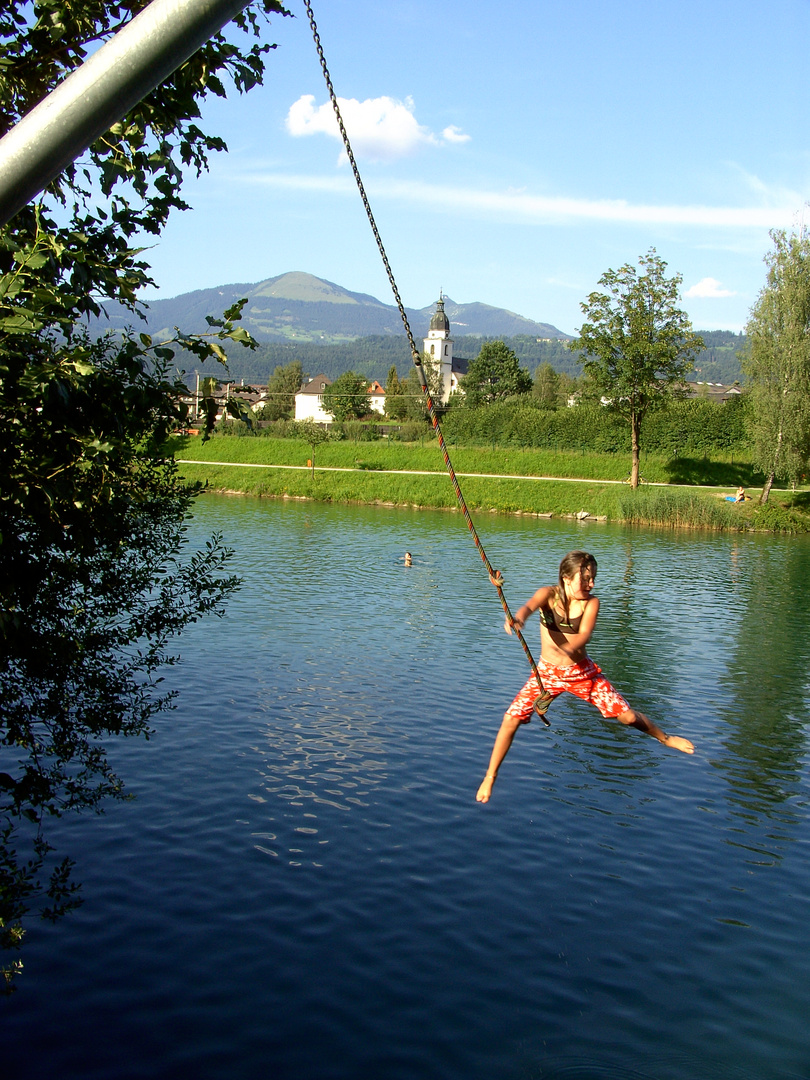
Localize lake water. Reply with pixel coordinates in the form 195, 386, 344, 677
6, 495, 810, 1080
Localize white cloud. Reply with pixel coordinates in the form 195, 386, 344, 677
441, 125, 471, 144
684, 277, 736, 298
237, 170, 801, 229
285, 95, 469, 163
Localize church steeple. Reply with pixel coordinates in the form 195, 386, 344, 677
429, 291, 450, 334
424, 291, 454, 403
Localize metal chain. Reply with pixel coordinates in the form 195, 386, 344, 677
302, 0, 551, 720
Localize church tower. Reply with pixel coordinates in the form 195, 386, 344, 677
423, 292, 454, 403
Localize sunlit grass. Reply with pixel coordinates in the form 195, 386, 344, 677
174, 435, 762, 486
174, 435, 810, 532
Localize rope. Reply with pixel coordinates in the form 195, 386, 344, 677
302, 0, 552, 722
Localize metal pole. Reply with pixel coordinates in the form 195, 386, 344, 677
0, 0, 251, 226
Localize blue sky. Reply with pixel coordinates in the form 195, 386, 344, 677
144, 0, 810, 335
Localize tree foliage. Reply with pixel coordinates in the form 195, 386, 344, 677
295, 418, 331, 478
743, 228, 810, 502
571, 249, 703, 488
384, 364, 407, 420
321, 370, 371, 422
0, 0, 288, 990
460, 340, 532, 407
440, 395, 749, 459
258, 358, 303, 421
532, 362, 561, 408
403, 354, 444, 420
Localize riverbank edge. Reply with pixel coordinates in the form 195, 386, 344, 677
177, 461, 810, 534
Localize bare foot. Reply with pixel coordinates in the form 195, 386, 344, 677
619, 710, 695, 755
476, 775, 496, 802
663, 734, 695, 754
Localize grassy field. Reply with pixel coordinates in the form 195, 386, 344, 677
173, 435, 810, 533
174, 435, 762, 486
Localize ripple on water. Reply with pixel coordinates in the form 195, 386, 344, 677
10, 501, 810, 1080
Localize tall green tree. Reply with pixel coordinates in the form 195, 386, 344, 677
384, 364, 407, 420
260, 359, 303, 421
743, 228, 810, 503
461, 340, 532, 407
571, 249, 703, 488
322, 370, 371, 422
0, 0, 288, 990
556, 371, 580, 408
532, 362, 561, 408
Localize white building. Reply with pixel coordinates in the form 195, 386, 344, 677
367, 380, 386, 415
423, 293, 467, 403
295, 375, 332, 422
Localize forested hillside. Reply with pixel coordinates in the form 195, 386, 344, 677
196, 331, 745, 387
689, 330, 747, 383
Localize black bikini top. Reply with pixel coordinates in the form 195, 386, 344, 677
539, 601, 584, 635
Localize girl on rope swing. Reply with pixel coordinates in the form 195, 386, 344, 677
476, 550, 694, 803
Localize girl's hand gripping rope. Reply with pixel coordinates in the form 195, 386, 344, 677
532, 691, 554, 720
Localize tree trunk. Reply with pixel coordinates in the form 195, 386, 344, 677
630, 413, 641, 489
760, 427, 782, 504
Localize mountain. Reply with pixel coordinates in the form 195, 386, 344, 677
92, 271, 569, 343
89, 271, 744, 387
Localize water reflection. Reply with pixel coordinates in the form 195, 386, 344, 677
714, 540, 810, 851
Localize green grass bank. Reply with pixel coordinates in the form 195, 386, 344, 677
174, 435, 810, 533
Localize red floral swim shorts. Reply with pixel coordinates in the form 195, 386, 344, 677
506, 657, 630, 724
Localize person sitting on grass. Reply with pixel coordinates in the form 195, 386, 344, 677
476, 549, 694, 804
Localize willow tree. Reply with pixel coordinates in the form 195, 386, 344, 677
0, 0, 288, 990
571, 249, 703, 488
743, 229, 810, 503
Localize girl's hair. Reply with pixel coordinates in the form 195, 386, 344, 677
557, 550, 597, 622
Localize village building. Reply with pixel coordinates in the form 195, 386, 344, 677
293, 376, 386, 423
180, 378, 269, 424
686, 381, 742, 403
294, 374, 333, 422
367, 380, 386, 415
